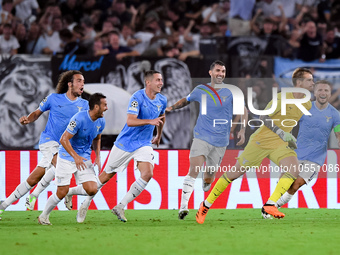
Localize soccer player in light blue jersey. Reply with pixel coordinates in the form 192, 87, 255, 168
0, 70, 88, 220
38, 93, 107, 225
274, 80, 340, 209
166, 60, 248, 220
66, 70, 167, 223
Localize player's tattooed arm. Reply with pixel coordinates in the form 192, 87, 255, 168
166, 98, 190, 113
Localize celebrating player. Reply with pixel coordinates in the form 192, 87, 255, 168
166, 60, 247, 220
64, 70, 167, 223
0, 70, 89, 219
272, 80, 340, 211
195, 67, 314, 223
38, 93, 107, 225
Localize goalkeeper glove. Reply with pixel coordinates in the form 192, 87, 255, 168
275, 129, 297, 150
281, 132, 296, 143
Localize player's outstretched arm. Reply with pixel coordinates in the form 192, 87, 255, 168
165, 98, 190, 113
260, 114, 297, 149
127, 114, 164, 127
152, 113, 165, 147
19, 109, 43, 125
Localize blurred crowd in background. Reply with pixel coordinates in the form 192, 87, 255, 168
1, 0, 340, 61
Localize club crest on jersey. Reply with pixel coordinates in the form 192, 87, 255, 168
97, 126, 101, 132
326, 116, 332, 122
68, 120, 76, 131
157, 105, 162, 111
221, 96, 228, 102
77, 106, 83, 112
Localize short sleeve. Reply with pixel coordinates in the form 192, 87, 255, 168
188, 87, 200, 102
12, 37, 20, 50
66, 114, 81, 135
127, 94, 141, 115
39, 93, 52, 112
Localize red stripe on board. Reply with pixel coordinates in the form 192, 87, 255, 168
5, 151, 20, 202
30, 150, 38, 174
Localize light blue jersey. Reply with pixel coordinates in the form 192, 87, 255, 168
296, 101, 340, 166
114, 89, 167, 152
38, 93, 89, 145
188, 84, 233, 147
59, 111, 105, 161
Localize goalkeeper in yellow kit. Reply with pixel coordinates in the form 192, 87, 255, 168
196, 67, 314, 223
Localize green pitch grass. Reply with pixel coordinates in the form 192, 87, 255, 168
1, 209, 340, 255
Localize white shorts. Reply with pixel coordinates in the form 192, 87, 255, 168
55, 156, 97, 186
38, 141, 59, 169
298, 160, 321, 184
189, 138, 226, 171
104, 145, 154, 174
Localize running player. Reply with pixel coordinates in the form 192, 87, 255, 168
273, 80, 340, 210
38, 93, 107, 225
195, 67, 314, 223
64, 70, 167, 223
0, 70, 88, 219
166, 60, 247, 220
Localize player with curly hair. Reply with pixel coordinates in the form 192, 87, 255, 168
0, 70, 88, 219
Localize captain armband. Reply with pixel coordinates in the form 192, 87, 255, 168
334, 124, 340, 133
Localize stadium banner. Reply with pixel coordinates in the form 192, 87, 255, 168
0, 54, 53, 150
274, 57, 340, 87
0, 54, 194, 150
1, 149, 340, 211
53, 55, 193, 150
